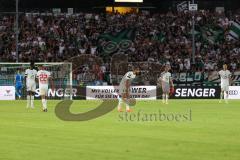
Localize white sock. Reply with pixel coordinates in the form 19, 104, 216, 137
118, 98, 123, 110
162, 94, 165, 103
45, 99, 47, 109
27, 95, 30, 108
226, 93, 229, 99
31, 96, 34, 108
42, 99, 47, 109
126, 103, 130, 111
166, 94, 169, 103
220, 92, 224, 100
225, 93, 229, 102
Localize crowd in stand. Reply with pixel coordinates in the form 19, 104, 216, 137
0, 9, 240, 75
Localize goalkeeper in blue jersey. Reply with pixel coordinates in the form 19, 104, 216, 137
15, 69, 24, 99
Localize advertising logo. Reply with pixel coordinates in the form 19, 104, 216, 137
172, 87, 220, 99
228, 86, 240, 99
228, 90, 238, 95
5, 90, 11, 95
0, 86, 15, 100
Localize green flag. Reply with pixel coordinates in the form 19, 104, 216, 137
228, 21, 240, 40
152, 33, 166, 43
98, 28, 136, 55
200, 25, 224, 44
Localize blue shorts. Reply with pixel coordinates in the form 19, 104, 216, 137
16, 83, 23, 90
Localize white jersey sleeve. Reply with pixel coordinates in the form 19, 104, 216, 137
25, 69, 29, 76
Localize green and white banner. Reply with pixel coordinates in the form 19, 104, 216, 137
228, 21, 240, 40
98, 28, 136, 55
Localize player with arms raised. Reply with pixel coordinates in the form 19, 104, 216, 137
37, 66, 53, 112
117, 68, 139, 112
158, 65, 174, 104
25, 62, 37, 108
218, 64, 232, 104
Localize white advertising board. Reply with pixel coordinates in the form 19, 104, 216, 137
0, 86, 15, 100
228, 86, 240, 99
86, 86, 156, 100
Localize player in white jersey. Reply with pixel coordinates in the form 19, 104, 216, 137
218, 64, 232, 103
37, 66, 53, 112
25, 62, 38, 108
117, 68, 139, 112
158, 65, 174, 104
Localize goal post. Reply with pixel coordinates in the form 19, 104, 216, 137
0, 62, 73, 100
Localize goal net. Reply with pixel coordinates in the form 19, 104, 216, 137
0, 63, 73, 100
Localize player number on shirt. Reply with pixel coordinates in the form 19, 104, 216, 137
39, 74, 48, 83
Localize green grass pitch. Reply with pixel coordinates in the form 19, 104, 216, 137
0, 100, 240, 160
